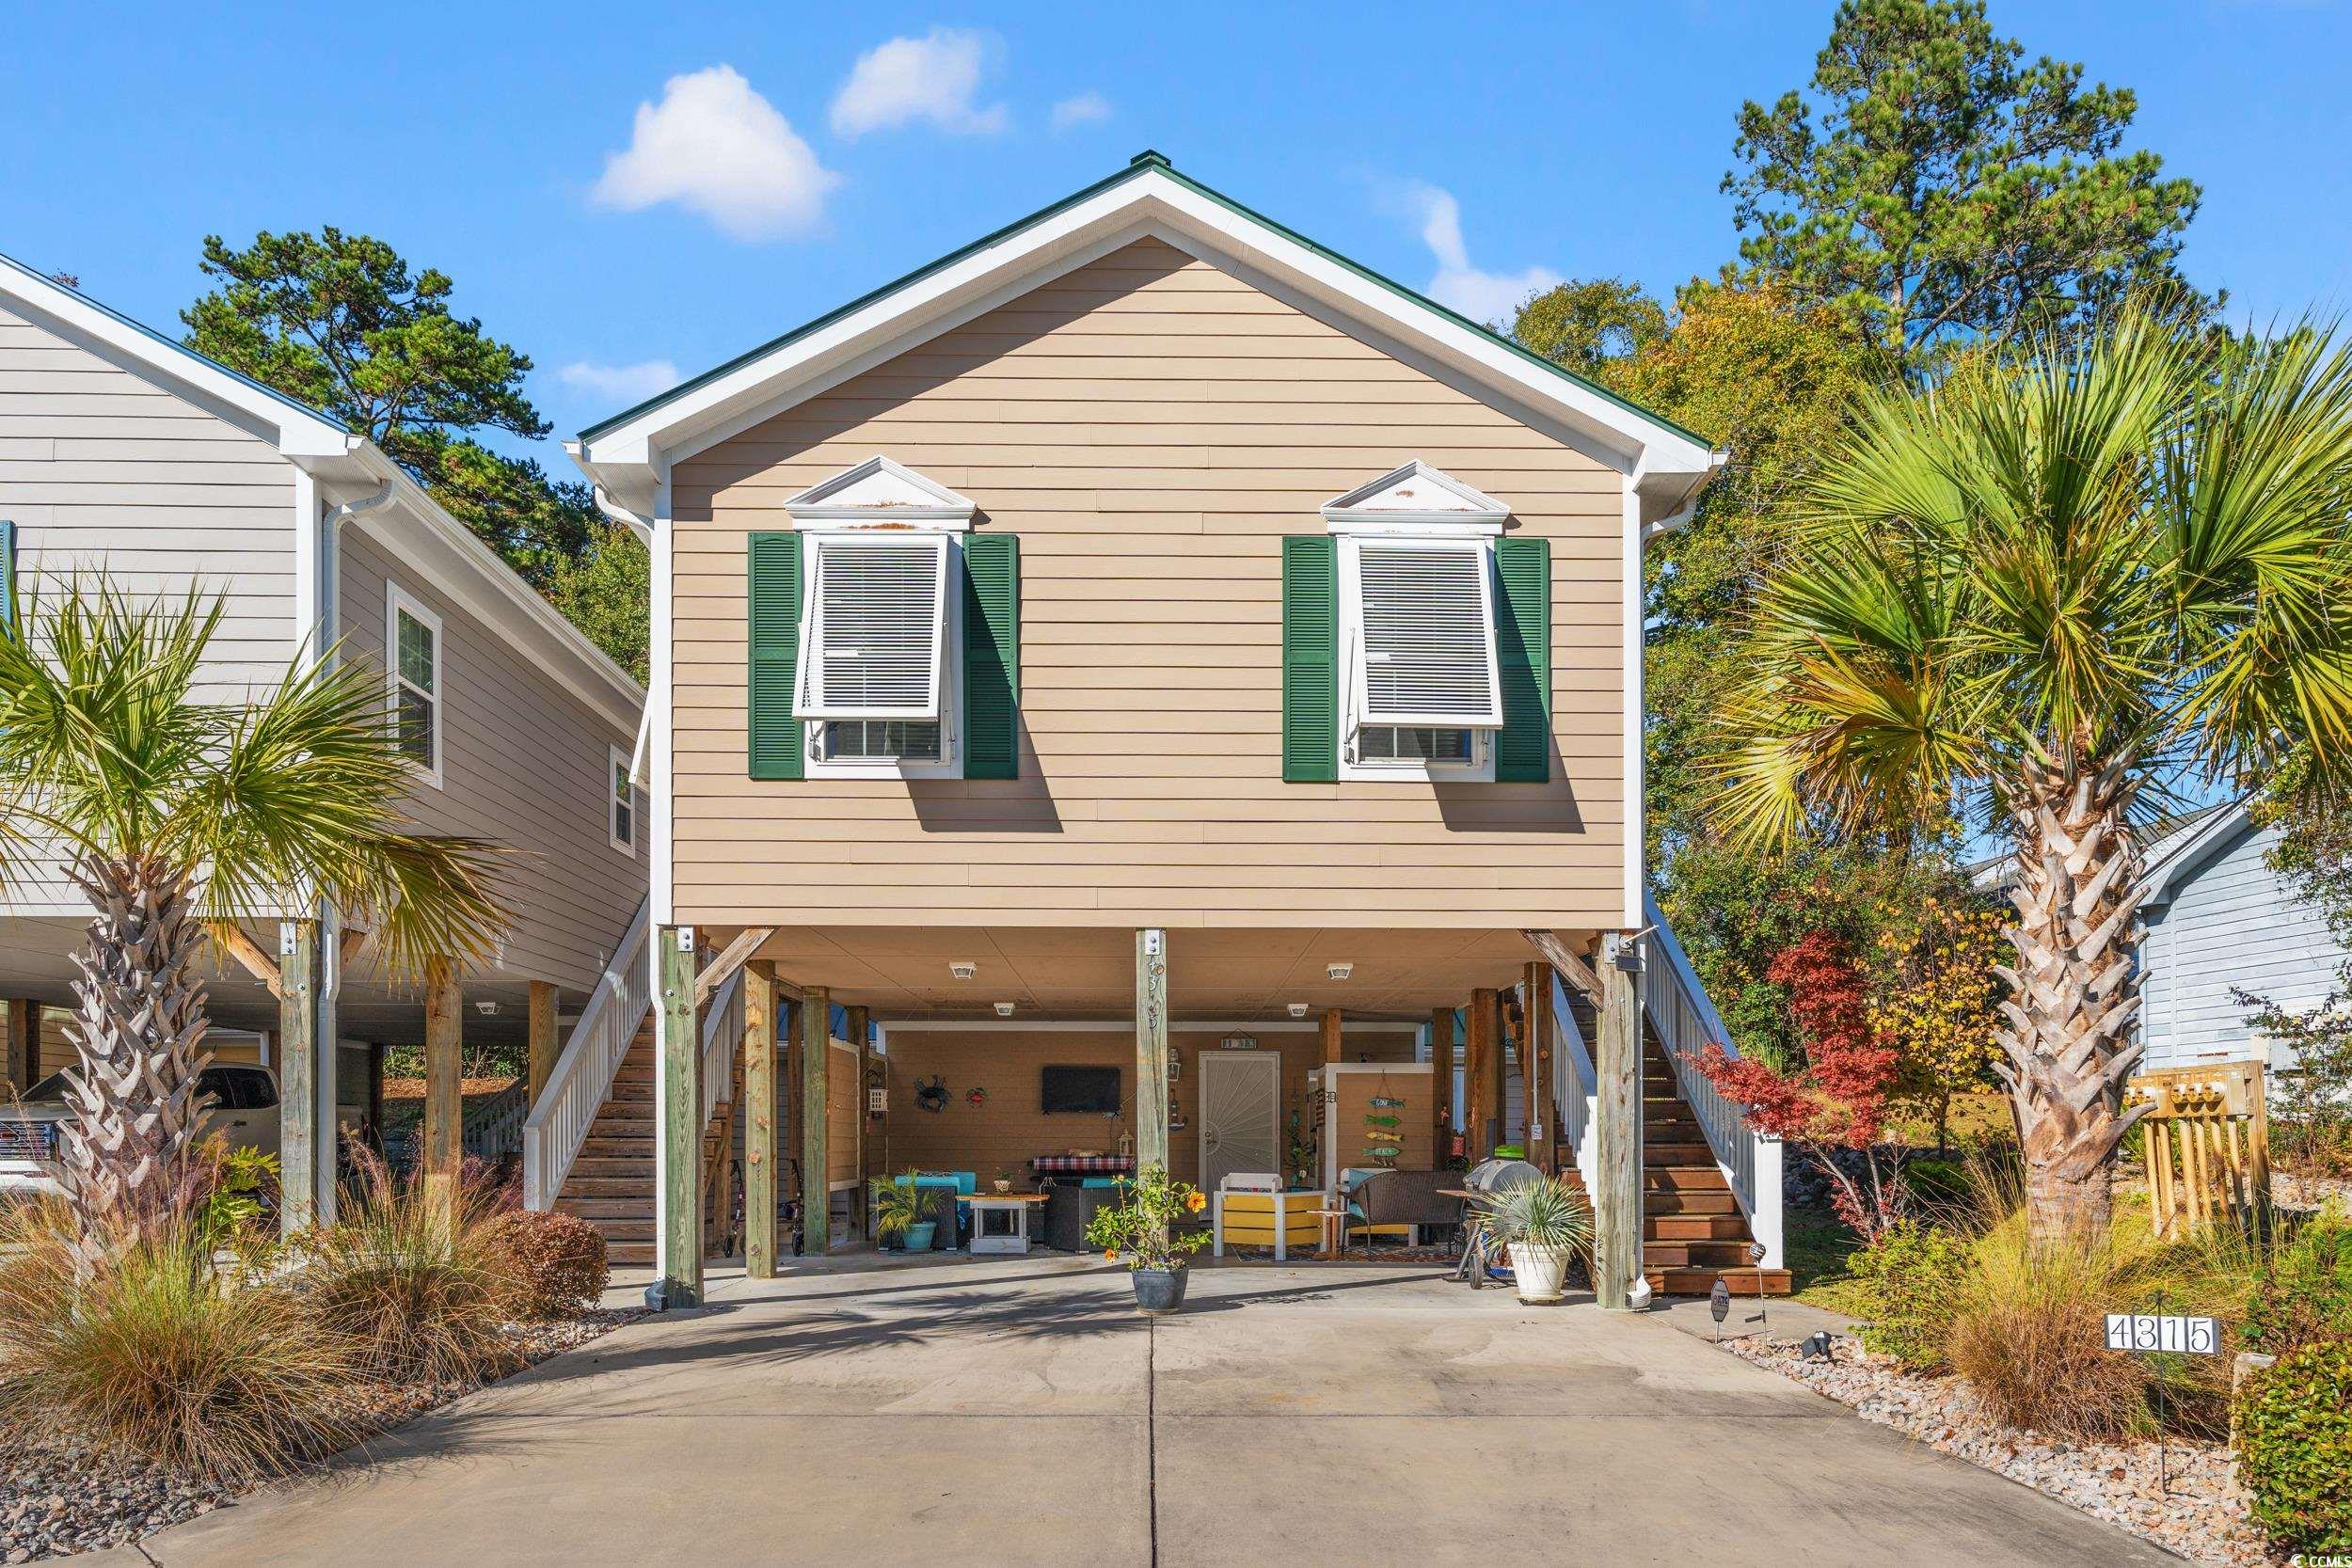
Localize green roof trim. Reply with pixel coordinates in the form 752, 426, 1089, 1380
577, 153, 1715, 453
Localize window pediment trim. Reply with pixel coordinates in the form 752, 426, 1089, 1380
1320, 459, 1509, 535
784, 455, 976, 530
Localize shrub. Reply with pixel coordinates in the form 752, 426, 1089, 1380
0, 1203, 360, 1483
2235, 1340, 2352, 1552
2242, 1216, 2352, 1356
493, 1209, 609, 1319
303, 1152, 523, 1386
1848, 1220, 1971, 1370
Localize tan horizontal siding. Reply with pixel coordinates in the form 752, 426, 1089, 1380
671, 238, 1627, 931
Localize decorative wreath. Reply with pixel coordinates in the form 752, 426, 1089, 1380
914, 1074, 949, 1114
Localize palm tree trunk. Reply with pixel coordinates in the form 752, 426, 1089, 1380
56, 852, 214, 1251
1994, 751, 2153, 1243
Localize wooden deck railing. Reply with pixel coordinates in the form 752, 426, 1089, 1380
520, 896, 652, 1211
1642, 893, 1784, 1268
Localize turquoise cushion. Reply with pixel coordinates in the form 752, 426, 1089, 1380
1082, 1178, 1120, 1189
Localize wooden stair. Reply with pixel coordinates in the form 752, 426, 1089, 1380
1559, 1035, 1790, 1297
548, 1015, 739, 1269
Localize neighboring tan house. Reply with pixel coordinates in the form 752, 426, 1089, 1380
549, 151, 1784, 1306
0, 252, 646, 1222
2135, 802, 2347, 1074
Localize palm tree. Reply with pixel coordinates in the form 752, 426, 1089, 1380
1713, 308, 2352, 1240
0, 577, 508, 1251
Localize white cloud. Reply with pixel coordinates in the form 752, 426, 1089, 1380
1050, 91, 1111, 132
830, 28, 1009, 138
557, 358, 682, 404
1402, 182, 1561, 326
593, 65, 840, 241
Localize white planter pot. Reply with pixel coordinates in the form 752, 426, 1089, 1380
1507, 1242, 1571, 1304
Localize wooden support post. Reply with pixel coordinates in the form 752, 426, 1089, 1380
743, 961, 780, 1279
527, 980, 559, 1105
277, 921, 321, 1233
1466, 989, 1498, 1162
657, 926, 703, 1305
1320, 1007, 1343, 1069
1135, 930, 1169, 1177
1523, 962, 1555, 1175
1594, 933, 1644, 1311
799, 987, 831, 1258
422, 956, 462, 1218
845, 1005, 870, 1235
1429, 1007, 1454, 1161
4, 999, 38, 1095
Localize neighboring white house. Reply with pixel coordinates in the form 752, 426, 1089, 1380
2136, 801, 2347, 1073
0, 250, 647, 1219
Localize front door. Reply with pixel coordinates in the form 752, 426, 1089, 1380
1198, 1051, 1279, 1194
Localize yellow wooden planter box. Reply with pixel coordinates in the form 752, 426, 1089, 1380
1212, 1189, 1322, 1259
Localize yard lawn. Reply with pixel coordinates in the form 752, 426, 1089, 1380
86, 1257, 2175, 1568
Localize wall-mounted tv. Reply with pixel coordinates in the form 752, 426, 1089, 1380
1041, 1064, 1120, 1115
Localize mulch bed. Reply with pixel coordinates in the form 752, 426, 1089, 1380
0, 1307, 643, 1562
1720, 1333, 2269, 1567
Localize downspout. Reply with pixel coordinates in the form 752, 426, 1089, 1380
306, 467, 394, 1227
594, 485, 659, 781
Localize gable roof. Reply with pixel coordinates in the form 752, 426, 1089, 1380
0, 249, 644, 725
570, 152, 1724, 519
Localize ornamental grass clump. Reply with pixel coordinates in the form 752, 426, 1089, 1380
0, 1200, 362, 1485
302, 1151, 523, 1387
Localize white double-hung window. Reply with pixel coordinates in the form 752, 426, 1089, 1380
1324, 460, 1510, 781
784, 456, 973, 777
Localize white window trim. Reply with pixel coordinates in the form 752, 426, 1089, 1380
384, 581, 444, 791
803, 533, 964, 781
607, 743, 635, 853
1335, 534, 1501, 784
793, 530, 952, 723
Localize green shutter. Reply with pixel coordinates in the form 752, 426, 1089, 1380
748, 531, 804, 780
0, 520, 15, 631
1495, 535, 1551, 783
1281, 534, 1339, 783
961, 534, 1020, 780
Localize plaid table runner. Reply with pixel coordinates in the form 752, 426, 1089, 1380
1031, 1154, 1136, 1175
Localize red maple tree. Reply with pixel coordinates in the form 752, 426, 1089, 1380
1698, 930, 1908, 1238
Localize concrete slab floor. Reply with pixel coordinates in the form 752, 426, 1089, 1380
92, 1258, 2176, 1568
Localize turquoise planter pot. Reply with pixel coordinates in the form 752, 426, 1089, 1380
903, 1221, 937, 1252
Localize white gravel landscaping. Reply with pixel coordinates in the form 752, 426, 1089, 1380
0, 1307, 644, 1562
1721, 1332, 2270, 1567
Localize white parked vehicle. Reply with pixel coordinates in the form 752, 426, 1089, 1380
0, 1062, 282, 1196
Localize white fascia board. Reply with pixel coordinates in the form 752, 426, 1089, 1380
0, 251, 353, 458
331, 448, 645, 736
573, 168, 1724, 498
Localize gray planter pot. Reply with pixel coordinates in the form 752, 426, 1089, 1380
1131, 1266, 1190, 1314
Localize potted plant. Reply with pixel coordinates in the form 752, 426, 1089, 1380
993, 1169, 1015, 1195
1470, 1174, 1594, 1305
1085, 1165, 1209, 1313
870, 1172, 937, 1253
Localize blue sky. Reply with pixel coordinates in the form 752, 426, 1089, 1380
5, 1, 2347, 469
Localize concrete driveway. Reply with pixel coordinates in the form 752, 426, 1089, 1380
100, 1257, 2171, 1568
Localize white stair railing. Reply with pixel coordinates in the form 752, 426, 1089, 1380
1640, 893, 1784, 1269
521, 896, 653, 1211
1551, 973, 1599, 1194
699, 965, 746, 1125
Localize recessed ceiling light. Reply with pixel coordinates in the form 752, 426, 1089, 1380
1327, 962, 1354, 981
1286, 1002, 1310, 1018
950, 961, 977, 980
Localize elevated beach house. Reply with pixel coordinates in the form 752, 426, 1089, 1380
552, 152, 1785, 1307
0, 253, 646, 1224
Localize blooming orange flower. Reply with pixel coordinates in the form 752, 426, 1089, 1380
1184, 1191, 1207, 1212
1104, 1249, 1120, 1261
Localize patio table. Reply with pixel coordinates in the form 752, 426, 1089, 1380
959, 1192, 1049, 1255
